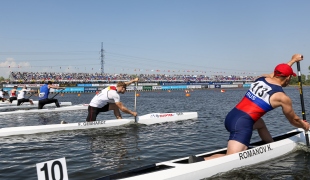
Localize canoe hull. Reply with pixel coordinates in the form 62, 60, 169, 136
0, 101, 72, 107
137, 112, 198, 125
0, 112, 198, 137
0, 104, 88, 115
99, 129, 307, 180
0, 102, 73, 111
0, 119, 132, 137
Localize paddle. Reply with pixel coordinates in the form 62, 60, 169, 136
134, 82, 138, 123
51, 88, 65, 99
296, 60, 310, 146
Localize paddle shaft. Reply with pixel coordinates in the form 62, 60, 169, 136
296, 61, 310, 146
51, 89, 64, 99
134, 82, 137, 122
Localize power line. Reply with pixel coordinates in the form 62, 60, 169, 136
101, 42, 104, 74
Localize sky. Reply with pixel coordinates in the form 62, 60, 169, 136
1, 0, 310, 78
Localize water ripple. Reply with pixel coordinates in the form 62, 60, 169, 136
1, 88, 310, 179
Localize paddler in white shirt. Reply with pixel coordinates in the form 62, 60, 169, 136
0, 88, 7, 102
86, 78, 139, 122
17, 85, 36, 106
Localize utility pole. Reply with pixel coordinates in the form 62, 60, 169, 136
101, 42, 105, 74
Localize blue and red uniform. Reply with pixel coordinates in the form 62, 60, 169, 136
225, 77, 284, 146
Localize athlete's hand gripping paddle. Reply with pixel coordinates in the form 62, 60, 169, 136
296, 57, 310, 146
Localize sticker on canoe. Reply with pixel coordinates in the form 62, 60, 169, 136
149, 112, 184, 118
78, 121, 106, 126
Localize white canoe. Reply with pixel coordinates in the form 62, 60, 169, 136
0, 100, 72, 107
0, 104, 88, 115
98, 128, 309, 180
0, 112, 198, 137
136, 112, 195, 125
0, 102, 73, 111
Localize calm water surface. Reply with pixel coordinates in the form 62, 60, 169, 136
1, 87, 310, 180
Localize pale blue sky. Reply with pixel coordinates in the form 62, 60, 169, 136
1, 0, 309, 78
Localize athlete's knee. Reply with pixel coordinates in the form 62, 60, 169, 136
227, 140, 248, 154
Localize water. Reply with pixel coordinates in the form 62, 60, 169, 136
1, 87, 310, 180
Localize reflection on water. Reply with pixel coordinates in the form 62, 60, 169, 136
1, 88, 310, 179
37, 113, 62, 125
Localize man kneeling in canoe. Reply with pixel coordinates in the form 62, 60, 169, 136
38, 81, 65, 109
86, 78, 139, 122
17, 85, 36, 106
189, 54, 310, 163
0, 89, 8, 102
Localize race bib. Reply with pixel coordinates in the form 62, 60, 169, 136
249, 81, 272, 102
39, 92, 45, 98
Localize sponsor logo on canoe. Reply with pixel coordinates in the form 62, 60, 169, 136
239, 144, 272, 160
149, 112, 183, 118
150, 113, 176, 118
78, 121, 106, 126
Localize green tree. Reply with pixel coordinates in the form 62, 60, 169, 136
0, 76, 9, 83
290, 74, 307, 85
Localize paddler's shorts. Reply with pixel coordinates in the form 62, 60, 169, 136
17, 98, 30, 106
225, 107, 254, 147
9, 97, 17, 103
86, 104, 110, 122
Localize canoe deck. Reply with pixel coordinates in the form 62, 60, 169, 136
0, 104, 88, 115
0, 102, 73, 111
0, 112, 198, 137
97, 129, 307, 180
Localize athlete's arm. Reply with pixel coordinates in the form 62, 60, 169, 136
20, 89, 32, 92
276, 94, 309, 130
125, 78, 139, 86
115, 102, 137, 116
48, 85, 65, 89
260, 54, 303, 78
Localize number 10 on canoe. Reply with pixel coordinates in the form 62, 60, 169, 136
36, 157, 68, 180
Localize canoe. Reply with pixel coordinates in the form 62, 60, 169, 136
0, 104, 88, 115
0, 112, 198, 137
98, 128, 308, 180
0, 102, 73, 111
136, 112, 196, 125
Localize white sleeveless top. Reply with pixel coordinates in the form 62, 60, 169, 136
17, 89, 30, 99
89, 86, 120, 108
0, 91, 3, 98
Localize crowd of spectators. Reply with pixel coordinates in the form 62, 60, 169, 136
9, 71, 258, 83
